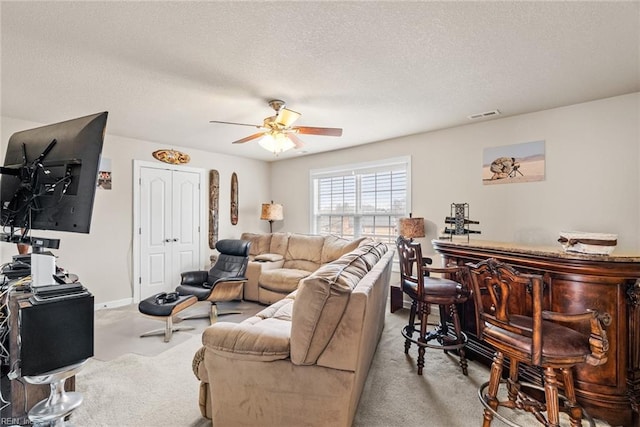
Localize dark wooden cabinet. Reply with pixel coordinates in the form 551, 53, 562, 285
433, 239, 640, 427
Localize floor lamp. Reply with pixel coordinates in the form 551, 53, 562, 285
261, 201, 284, 233
392, 213, 426, 312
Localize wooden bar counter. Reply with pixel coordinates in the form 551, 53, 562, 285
432, 239, 640, 427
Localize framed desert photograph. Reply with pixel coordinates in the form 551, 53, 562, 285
482, 140, 545, 185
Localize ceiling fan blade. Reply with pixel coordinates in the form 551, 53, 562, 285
231, 132, 265, 144
210, 120, 262, 128
276, 108, 301, 127
294, 126, 343, 137
287, 133, 305, 149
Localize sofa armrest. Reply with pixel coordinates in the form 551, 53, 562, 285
192, 346, 207, 380
192, 346, 211, 419
243, 262, 261, 301
244, 258, 286, 302
255, 253, 284, 263
202, 312, 291, 362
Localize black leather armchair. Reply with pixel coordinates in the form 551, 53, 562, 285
177, 239, 250, 323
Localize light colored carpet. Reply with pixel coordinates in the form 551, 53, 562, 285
72, 302, 615, 427
93, 300, 264, 361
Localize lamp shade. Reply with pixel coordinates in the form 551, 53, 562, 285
276, 108, 302, 127
261, 202, 284, 221
398, 216, 425, 239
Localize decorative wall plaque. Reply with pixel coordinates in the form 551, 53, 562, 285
230, 172, 238, 225
209, 170, 220, 249
152, 149, 190, 165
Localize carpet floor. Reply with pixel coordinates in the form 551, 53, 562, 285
71, 301, 615, 427
92, 300, 264, 361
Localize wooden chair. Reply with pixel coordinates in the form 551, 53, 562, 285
467, 258, 609, 427
395, 235, 471, 376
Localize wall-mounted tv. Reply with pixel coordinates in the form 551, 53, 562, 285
0, 112, 108, 241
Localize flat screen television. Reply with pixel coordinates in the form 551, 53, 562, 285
0, 112, 108, 242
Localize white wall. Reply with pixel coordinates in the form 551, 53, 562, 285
2, 93, 638, 304
1, 116, 271, 305
271, 93, 640, 256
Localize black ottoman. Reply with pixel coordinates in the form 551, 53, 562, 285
138, 293, 198, 342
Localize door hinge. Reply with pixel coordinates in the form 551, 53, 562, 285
139, 227, 142, 235
139, 277, 141, 284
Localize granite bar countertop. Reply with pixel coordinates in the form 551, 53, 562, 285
432, 239, 640, 263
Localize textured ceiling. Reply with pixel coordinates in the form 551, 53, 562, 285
1, 1, 639, 162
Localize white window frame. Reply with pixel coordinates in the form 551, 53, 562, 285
309, 156, 411, 244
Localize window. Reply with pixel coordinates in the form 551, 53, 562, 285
310, 157, 410, 244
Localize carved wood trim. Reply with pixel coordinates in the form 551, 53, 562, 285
627, 280, 640, 307
628, 279, 640, 415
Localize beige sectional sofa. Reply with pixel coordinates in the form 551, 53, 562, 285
192, 240, 394, 427
240, 232, 368, 304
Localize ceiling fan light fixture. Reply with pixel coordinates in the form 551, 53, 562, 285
276, 108, 301, 127
211, 99, 343, 152
258, 132, 295, 155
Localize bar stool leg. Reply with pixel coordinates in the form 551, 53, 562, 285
404, 300, 417, 354
561, 367, 584, 427
450, 303, 468, 375
506, 360, 520, 405
483, 352, 505, 427
544, 367, 561, 427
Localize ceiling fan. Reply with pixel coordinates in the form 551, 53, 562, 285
210, 99, 343, 154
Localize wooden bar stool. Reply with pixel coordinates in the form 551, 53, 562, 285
396, 236, 471, 376
467, 258, 609, 427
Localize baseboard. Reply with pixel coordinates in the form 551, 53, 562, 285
94, 298, 133, 310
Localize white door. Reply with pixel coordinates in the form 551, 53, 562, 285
171, 170, 201, 282
139, 167, 201, 300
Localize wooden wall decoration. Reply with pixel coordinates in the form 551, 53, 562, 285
152, 149, 190, 165
208, 170, 220, 249
230, 172, 238, 225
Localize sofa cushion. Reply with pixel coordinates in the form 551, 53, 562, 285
259, 268, 311, 293
269, 232, 290, 255
241, 232, 272, 257
203, 297, 293, 362
290, 242, 388, 365
283, 233, 325, 271
320, 235, 368, 264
